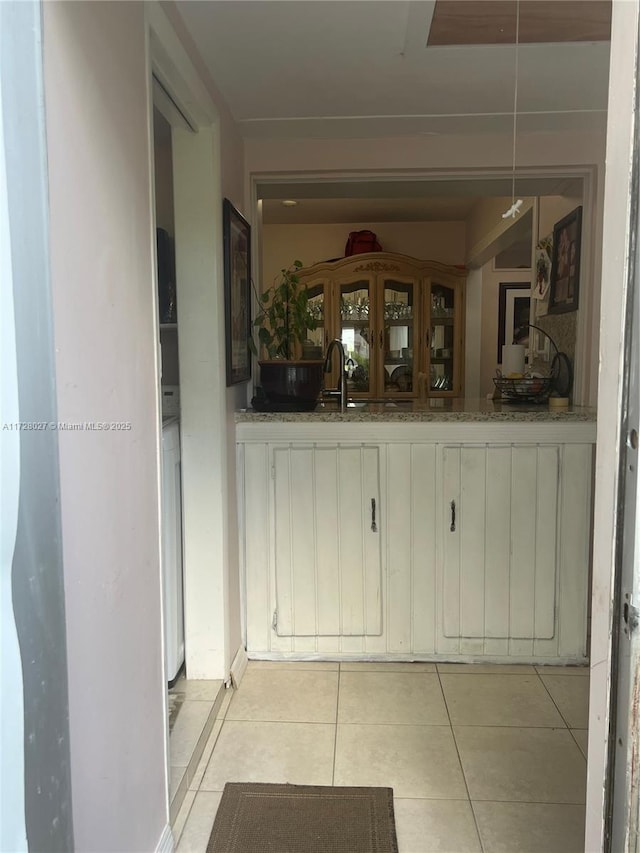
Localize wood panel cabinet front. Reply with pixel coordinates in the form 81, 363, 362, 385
272, 444, 382, 637
238, 431, 592, 663
441, 445, 559, 643
297, 254, 466, 398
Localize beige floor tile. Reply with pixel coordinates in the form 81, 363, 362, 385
199, 720, 335, 790
170, 700, 215, 767
539, 673, 590, 728
454, 726, 587, 804
572, 729, 589, 758
341, 662, 437, 672
334, 724, 467, 799
535, 665, 589, 676
394, 799, 482, 853
437, 664, 536, 674
176, 790, 222, 853
473, 801, 586, 852
226, 668, 338, 723
441, 674, 565, 727
170, 677, 224, 701
338, 672, 449, 725
247, 660, 339, 670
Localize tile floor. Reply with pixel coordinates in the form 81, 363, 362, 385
172, 661, 589, 853
168, 674, 225, 824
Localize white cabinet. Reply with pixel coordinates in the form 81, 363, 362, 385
238, 422, 594, 663
272, 445, 382, 637
440, 445, 559, 643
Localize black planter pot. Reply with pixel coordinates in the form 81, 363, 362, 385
257, 360, 324, 411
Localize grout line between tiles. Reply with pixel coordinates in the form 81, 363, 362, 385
436, 668, 485, 852
332, 666, 341, 785
469, 797, 588, 807
536, 671, 576, 730
568, 728, 589, 761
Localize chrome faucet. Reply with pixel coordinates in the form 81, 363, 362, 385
322, 339, 348, 412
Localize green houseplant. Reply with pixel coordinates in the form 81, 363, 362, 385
250, 260, 325, 411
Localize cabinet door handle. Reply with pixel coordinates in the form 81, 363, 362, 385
450, 499, 456, 532
371, 498, 378, 533
426, 329, 430, 347
379, 330, 383, 349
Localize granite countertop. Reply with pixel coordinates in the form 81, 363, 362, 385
235, 398, 597, 423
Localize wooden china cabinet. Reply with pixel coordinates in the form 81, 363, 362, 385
296, 252, 466, 399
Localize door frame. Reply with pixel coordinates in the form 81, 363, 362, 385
586, 1, 640, 849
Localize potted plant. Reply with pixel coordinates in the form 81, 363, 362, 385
250, 260, 325, 411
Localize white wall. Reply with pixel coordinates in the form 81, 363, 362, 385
145, 2, 247, 682
246, 129, 605, 176
43, 2, 168, 850
162, 2, 246, 671
262, 221, 466, 289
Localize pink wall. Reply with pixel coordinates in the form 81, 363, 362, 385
43, 2, 167, 849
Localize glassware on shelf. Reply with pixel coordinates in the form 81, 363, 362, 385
384, 301, 412, 320
340, 296, 369, 320
307, 301, 324, 321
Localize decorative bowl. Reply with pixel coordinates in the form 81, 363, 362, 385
493, 375, 554, 403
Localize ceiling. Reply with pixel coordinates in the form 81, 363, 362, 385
174, 1, 609, 224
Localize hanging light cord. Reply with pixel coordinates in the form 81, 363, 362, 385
503, 0, 523, 219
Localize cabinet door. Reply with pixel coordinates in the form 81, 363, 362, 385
378, 275, 419, 397
441, 445, 558, 640
335, 277, 375, 396
273, 445, 382, 637
305, 279, 330, 352
426, 279, 464, 396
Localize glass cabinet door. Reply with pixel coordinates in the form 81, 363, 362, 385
429, 282, 458, 394
304, 282, 328, 354
380, 278, 416, 396
337, 279, 373, 396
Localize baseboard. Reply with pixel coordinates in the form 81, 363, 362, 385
155, 823, 174, 853
230, 645, 248, 689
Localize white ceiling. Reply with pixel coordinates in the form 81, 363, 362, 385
174, 2, 607, 224
177, 0, 610, 140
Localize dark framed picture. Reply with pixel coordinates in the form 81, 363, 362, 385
548, 206, 582, 315
497, 282, 531, 363
223, 198, 251, 385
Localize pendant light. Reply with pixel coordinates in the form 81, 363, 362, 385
502, 0, 523, 219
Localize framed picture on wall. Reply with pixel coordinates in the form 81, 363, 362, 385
223, 198, 251, 385
497, 282, 531, 363
548, 206, 582, 315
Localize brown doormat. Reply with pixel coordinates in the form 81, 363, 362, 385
207, 782, 399, 853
